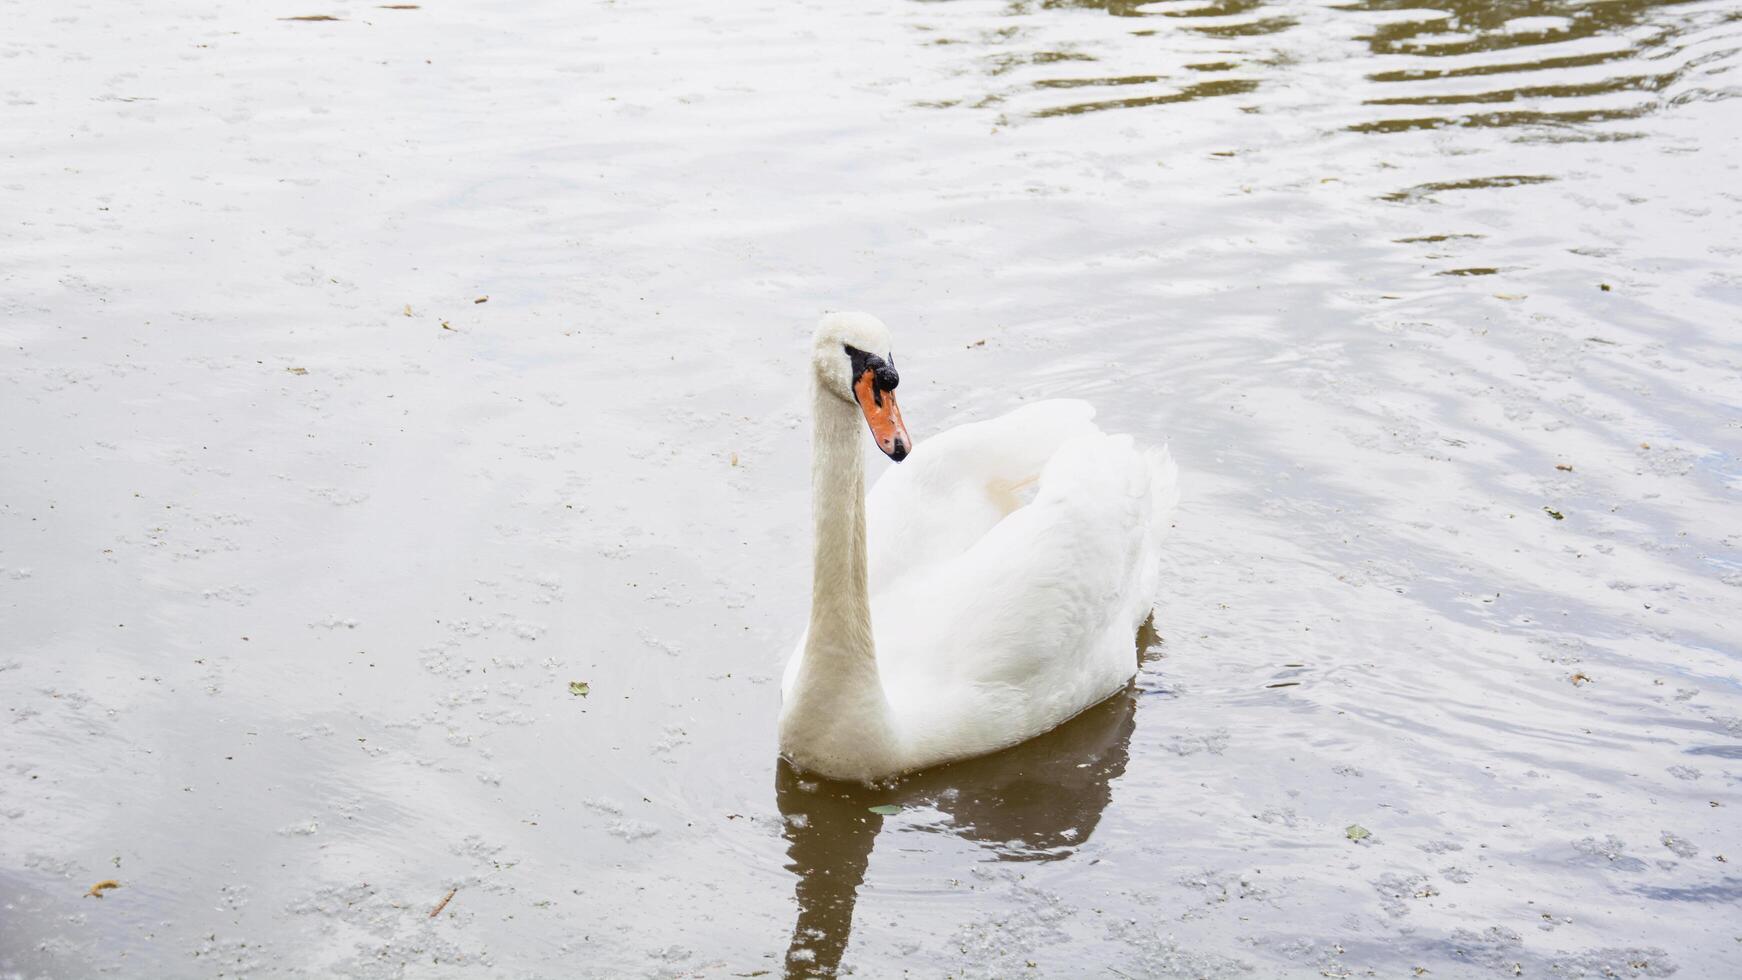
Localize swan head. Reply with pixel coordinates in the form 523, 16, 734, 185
813, 312, 911, 462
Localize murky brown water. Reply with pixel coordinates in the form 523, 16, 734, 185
3, 0, 1740, 976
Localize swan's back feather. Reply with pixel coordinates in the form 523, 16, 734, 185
865, 399, 1098, 593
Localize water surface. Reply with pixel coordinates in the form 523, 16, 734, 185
3, 0, 1740, 976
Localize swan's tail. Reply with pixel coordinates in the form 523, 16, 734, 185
1133, 444, 1180, 622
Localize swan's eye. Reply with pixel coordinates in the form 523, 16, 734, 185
845, 345, 899, 393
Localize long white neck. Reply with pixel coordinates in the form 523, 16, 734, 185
778, 377, 900, 780
807, 380, 872, 653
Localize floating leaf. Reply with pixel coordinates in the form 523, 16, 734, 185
473, 295, 488, 304
1345, 824, 1371, 842
568, 681, 590, 697
86, 879, 120, 898
286, 366, 308, 375
867, 804, 901, 816
1555, 464, 1573, 472
1544, 507, 1564, 520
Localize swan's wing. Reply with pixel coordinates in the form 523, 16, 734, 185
865, 399, 1098, 593
872, 430, 1179, 758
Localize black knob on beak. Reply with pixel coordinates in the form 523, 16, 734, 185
890, 437, 909, 462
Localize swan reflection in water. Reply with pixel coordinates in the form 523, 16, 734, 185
776, 625, 1158, 977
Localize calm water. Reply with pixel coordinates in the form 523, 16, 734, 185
3, 0, 1740, 976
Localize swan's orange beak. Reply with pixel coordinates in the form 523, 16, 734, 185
854, 368, 910, 462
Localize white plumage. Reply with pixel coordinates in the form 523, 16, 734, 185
778, 313, 1179, 782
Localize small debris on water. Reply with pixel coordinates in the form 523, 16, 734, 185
86, 880, 120, 898
474, 295, 488, 304
1571, 672, 1591, 685
402, 304, 414, 316
568, 681, 590, 697
968, 339, 986, 348
286, 366, 308, 375
1266, 681, 1300, 688
440, 321, 454, 331
1345, 824, 1371, 842
430, 887, 457, 917
281, 14, 342, 21
867, 804, 901, 816
1555, 464, 1573, 471
1544, 507, 1564, 520
1599, 283, 1612, 291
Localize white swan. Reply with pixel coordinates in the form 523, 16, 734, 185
778, 313, 1180, 783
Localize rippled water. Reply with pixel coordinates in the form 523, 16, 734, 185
3, 0, 1740, 976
